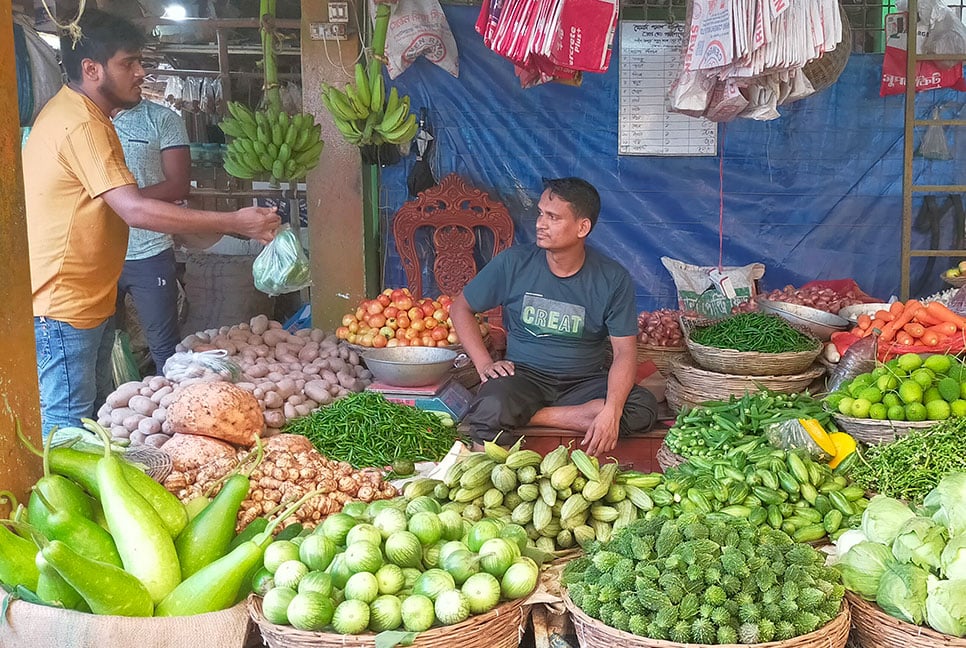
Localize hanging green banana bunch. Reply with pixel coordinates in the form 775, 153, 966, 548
320, 4, 418, 148
219, 102, 324, 183
220, 0, 324, 184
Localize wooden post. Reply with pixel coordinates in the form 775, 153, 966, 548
300, 0, 378, 331
0, 0, 43, 515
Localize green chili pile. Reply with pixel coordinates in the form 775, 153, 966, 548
689, 312, 818, 353
284, 391, 463, 468
850, 420, 966, 502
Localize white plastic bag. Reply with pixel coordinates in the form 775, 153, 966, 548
371, 0, 459, 80
252, 224, 312, 296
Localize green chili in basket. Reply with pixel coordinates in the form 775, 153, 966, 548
850, 421, 966, 503
283, 391, 464, 468
690, 312, 817, 353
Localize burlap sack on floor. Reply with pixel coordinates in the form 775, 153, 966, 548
0, 596, 250, 648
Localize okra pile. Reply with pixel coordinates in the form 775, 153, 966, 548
652, 445, 869, 544
666, 390, 836, 460
563, 513, 845, 642
400, 442, 663, 552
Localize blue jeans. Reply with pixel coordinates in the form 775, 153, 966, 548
34, 316, 115, 437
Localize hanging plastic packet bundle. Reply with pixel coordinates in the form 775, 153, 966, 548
252, 224, 313, 296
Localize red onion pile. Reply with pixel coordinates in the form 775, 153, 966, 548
756, 285, 867, 314
637, 309, 690, 347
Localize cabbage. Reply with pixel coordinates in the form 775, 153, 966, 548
862, 495, 916, 545
831, 529, 869, 563
876, 562, 929, 625
925, 575, 966, 637
838, 541, 897, 599
892, 516, 948, 571
941, 535, 966, 580
923, 473, 966, 537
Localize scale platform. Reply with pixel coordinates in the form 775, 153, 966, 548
367, 378, 473, 421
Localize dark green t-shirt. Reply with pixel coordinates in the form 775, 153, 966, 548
462, 244, 638, 375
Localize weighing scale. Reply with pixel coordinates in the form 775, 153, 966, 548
366, 378, 473, 421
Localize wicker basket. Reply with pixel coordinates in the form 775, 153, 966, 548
656, 442, 687, 471
670, 356, 825, 400
248, 594, 528, 648
800, 4, 851, 94
664, 376, 694, 413
846, 591, 966, 648
638, 343, 689, 377
685, 337, 822, 377
831, 414, 935, 444
565, 593, 850, 648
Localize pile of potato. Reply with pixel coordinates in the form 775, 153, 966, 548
98, 315, 372, 445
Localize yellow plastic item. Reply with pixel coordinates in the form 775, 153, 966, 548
828, 432, 858, 469
798, 418, 837, 457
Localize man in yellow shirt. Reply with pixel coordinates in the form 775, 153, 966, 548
24, 9, 281, 435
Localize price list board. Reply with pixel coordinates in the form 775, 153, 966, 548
619, 22, 717, 156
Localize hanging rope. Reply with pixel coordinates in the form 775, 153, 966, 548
40, 0, 87, 48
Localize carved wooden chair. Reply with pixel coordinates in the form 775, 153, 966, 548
392, 173, 514, 350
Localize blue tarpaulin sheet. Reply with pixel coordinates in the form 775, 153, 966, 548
378, 6, 966, 310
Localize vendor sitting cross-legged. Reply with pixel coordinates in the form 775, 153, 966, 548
449, 177, 658, 456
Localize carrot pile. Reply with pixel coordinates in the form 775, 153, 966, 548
851, 300, 966, 347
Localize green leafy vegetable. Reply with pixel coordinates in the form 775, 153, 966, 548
940, 535, 966, 580
837, 541, 895, 600
861, 496, 916, 546
925, 576, 966, 638
923, 473, 966, 537
891, 517, 947, 571
876, 562, 928, 625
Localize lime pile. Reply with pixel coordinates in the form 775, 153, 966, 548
825, 353, 966, 421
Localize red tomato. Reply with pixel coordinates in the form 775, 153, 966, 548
369, 313, 387, 328
384, 306, 399, 318
431, 327, 448, 341
423, 317, 438, 329
367, 301, 384, 315
394, 296, 414, 310
397, 315, 411, 329
407, 307, 422, 321
336, 326, 350, 339
420, 303, 436, 317
377, 294, 391, 307
372, 334, 388, 348
410, 318, 425, 332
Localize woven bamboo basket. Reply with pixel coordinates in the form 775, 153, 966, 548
681, 315, 822, 377
638, 343, 689, 377
664, 376, 690, 413
846, 591, 966, 648
564, 593, 850, 648
670, 356, 825, 400
248, 594, 528, 648
656, 442, 687, 471
830, 414, 935, 444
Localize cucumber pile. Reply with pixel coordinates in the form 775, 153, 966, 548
254, 497, 539, 634
655, 446, 867, 544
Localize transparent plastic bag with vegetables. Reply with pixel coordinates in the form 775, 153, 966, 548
252, 224, 312, 296
764, 418, 834, 460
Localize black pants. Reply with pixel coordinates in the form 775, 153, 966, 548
465, 364, 658, 445
116, 248, 181, 372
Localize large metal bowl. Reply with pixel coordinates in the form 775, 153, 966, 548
362, 346, 460, 387
757, 298, 849, 341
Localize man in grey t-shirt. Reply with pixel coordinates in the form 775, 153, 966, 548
450, 177, 657, 455
113, 99, 191, 371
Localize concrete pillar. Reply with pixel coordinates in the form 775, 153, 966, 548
300, 1, 377, 331
0, 0, 43, 515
